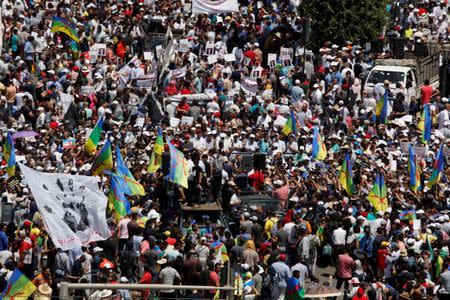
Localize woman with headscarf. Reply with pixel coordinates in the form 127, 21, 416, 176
243, 240, 259, 269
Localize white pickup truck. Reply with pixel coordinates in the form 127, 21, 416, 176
363, 53, 440, 102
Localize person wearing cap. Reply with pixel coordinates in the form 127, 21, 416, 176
268, 253, 291, 300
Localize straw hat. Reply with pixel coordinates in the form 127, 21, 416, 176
38, 284, 52, 295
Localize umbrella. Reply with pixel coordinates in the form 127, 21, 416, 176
302, 284, 343, 298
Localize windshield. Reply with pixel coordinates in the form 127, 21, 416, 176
366, 70, 405, 85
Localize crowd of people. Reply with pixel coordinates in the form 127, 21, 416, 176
0, 0, 450, 299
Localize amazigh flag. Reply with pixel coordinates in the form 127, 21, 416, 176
68, 40, 80, 59
91, 139, 113, 176
339, 152, 355, 196
116, 145, 144, 196
417, 104, 432, 143
167, 138, 189, 188
408, 144, 421, 192
147, 128, 164, 173
51, 16, 79, 42
0, 268, 36, 299
367, 174, 388, 212
426, 144, 444, 188
311, 126, 327, 160
85, 117, 104, 155
282, 111, 297, 136
3, 133, 16, 177
374, 90, 388, 124
107, 171, 131, 220
211, 240, 229, 263
399, 210, 416, 220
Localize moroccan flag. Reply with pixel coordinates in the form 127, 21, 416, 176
147, 129, 164, 173
167, 138, 189, 188
339, 152, 355, 196
426, 144, 444, 188
282, 111, 297, 136
3, 133, 16, 177
85, 117, 104, 155
116, 146, 144, 196
408, 144, 421, 192
417, 104, 432, 143
107, 172, 131, 220
374, 90, 388, 124
51, 16, 79, 42
91, 139, 113, 176
311, 126, 327, 160
367, 174, 388, 212
0, 268, 36, 299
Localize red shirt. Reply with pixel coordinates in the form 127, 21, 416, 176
176, 102, 190, 117
208, 271, 220, 294
248, 171, 265, 191
420, 85, 433, 105
377, 249, 388, 270
180, 88, 191, 95
140, 271, 152, 299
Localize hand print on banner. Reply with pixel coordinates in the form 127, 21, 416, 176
41, 178, 89, 233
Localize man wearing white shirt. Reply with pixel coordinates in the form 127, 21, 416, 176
191, 133, 207, 152
245, 134, 258, 151
272, 134, 286, 153
332, 224, 347, 247
285, 135, 298, 154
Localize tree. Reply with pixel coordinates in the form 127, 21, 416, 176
302, 0, 389, 49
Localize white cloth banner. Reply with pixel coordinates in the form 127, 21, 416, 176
60, 93, 74, 115
192, 0, 239, 14
19, 163, 111, 250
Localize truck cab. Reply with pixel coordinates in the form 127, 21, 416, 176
363, 52, 440, 104
364, 65, 417, 101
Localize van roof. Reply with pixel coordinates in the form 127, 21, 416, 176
371, 65, 410, 72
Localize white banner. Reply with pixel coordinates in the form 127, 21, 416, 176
60, 92, 74, 115
192, 0, 239, 14
19, 163, 111, 250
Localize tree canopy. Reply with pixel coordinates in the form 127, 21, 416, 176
302, 0, 390, 48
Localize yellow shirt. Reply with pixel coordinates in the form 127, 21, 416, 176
405, 28, 414, 40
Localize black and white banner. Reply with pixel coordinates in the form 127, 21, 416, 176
19, 163, 111, 250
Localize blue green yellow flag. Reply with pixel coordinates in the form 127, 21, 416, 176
0, 268, 36, 299
91, 139, 113, 176
148, 129, 164, 173
282, 111, 297, 136
417, 104, 432, 143
311, 126, 327, 160
116, 145, 144, 196
426, 144, 444, 188
85, 117, 104, 155
167, 138, 189, 188
339, 152, 355, 196
408, 144, 421, 192
367, 174, 388, 212
3, 133, 16, 177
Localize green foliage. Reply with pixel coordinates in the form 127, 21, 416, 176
302, 0, 390, 48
